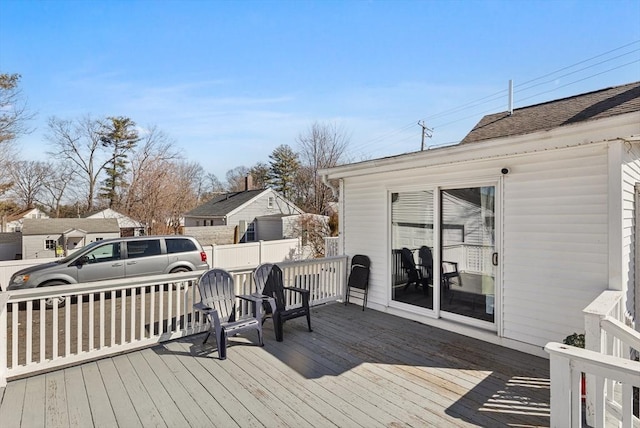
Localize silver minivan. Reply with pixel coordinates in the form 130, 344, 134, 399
7, 235, 209, 305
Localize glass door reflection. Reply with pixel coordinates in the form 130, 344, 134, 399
391, 190, 434, 309
440, 187, 495, 323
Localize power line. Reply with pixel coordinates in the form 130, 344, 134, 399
350, 40, 640, 156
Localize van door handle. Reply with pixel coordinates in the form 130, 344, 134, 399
127, 261, 137, 265
492, 253, 498, 266
112, 263, 123, 267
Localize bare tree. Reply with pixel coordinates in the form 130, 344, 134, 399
40, 160, 77, 217
7, 160, 49, 208
291, 214, 331, 258
120, 126, 179, 213
198, 172, 225, 202
46, 116, 110, 212
226, 166, 250, 192
296, 121, 350, 214
0, 73, 34, 195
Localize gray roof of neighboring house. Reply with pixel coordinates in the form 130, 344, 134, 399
21, 218, 120, 235
461, 81, 640, 144
185, 189, 267, 217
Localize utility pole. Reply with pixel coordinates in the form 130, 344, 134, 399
418, 121, 433, 151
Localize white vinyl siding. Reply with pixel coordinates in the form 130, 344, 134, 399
502, 144, 609, 347
340, 141, 623, 351
622, 143, 640, 322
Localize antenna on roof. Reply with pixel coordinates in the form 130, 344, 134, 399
508, 79, 514, 116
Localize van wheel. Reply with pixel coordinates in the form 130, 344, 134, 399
42, 281, 67, 309
170, 267, 190, 273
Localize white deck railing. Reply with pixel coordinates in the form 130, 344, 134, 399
0, 256, 348, 386
545, 290, 640, 427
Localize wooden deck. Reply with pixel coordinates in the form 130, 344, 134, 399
0, 302, 550, 427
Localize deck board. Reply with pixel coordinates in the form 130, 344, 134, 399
0, 302, 552, 427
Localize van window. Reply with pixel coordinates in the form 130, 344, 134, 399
127, 239, 161, 259
166, 238, 197, 254
86, 243, 121, 263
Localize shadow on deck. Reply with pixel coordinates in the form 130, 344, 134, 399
0, 302, 550, 427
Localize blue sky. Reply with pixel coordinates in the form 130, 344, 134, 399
1, 0, 639, 181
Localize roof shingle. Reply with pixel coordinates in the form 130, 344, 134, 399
461, 81, 640, 144
185, 190, 266, 217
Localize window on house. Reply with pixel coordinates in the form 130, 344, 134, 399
45, 239, 56, 250
268, 196, 274, 209
246, 222, 256, 241
196, 220, 200, 226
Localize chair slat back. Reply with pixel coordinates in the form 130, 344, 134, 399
198, 269, 236, 322
254, 263, 286, 311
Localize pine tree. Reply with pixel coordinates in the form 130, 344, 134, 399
98, 116, 140, 208
268, 144, 300, 199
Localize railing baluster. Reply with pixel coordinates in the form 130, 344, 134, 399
65, 298, 71, 357
52, 301, 58, 360
26, 301, 32, 365
150, 285, 156, 337
130, 288, 136, 341
110, 290, 116, 347
120, 289, 126, 344
11, 303, 18, 367
89, 293, 94, 351
140, 286, 146, 340
77, 295, 83, 354
39, 300, 45, 363
100, 292, 105, 349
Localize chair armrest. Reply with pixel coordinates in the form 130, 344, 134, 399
194, 302, 213, 313
238, 294, 265, 320
284, 286, 311, 306
193, 302, 220, 325
251, 293, 277, 313
283, 286, 310, 295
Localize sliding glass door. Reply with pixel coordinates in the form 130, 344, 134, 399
440, 186, 496, 323
390, 185, 497, 325
390, 190, 434, 309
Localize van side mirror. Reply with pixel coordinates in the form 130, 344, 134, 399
77, 255, 90, 265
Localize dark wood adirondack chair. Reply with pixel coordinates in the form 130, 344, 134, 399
253, 263, 312, 342
345, 254, 371, 310
193, 268, 264, 360
400, 247, 429, 294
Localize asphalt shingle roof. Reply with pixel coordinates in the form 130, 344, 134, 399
461, 81, 640, 144
185, 189, 266, 217
21, 218, 120, 235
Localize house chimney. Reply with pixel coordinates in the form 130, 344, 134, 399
245, 175, 253, 191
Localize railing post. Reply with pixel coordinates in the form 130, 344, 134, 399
584, 307, 603, 425
0, 292, 9, 387
548, 347, 572, 428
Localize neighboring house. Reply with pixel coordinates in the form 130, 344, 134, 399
84, 208, 146, 236
321, 81, 640, 357
184, 188, 304, 243
21, 218, 120, 259
1, 207, 49, 232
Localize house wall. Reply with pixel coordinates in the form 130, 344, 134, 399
184, 225, 236, 245
255, 217, 284, 241
0, 233, 22, 260
340, 142, 617, 354
621, 143, 640, 324
22, 233, 120, 259
227, 191, 302, 226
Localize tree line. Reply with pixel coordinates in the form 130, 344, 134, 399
0, 73, 348, 234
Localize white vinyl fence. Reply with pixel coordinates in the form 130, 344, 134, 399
0, 238, 304, 292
